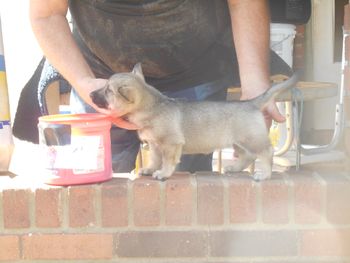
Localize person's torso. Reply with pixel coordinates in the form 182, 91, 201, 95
69, 0, 236, 90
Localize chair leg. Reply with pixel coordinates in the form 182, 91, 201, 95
136, 144, 143, 171
274, 102, 294, 156
292, 100, 302, 170
217, 150, 222, 173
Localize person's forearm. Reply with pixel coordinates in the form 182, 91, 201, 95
29, 0, 96, 106
227, 0, 270, 99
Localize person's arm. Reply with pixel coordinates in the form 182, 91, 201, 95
29, 0, 103, 107
29, 0, 138, 129
227, 0, 285, 127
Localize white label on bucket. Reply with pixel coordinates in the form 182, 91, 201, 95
42, 135, 104, 173
72, 135, 105, 174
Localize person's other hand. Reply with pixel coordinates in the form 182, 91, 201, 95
261, 99, 285, 128
240, 85, 285, 129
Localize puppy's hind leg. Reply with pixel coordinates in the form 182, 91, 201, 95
224, 144, 256, 174
153, 144, 183, 181
139, 143, 162, 176
253, 145, 274, 181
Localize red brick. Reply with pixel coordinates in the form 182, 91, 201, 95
3, 189, 30, 228
300, 229, 350, 257
293, 44, 304, 57
292, 174, 323, 224
228, 177, 257, 224
296, 25, 305, 35
133, 176, 160, 226
197, 174, 224, 225
35, 188, 62, 228
68, 186, 96, 227
115, 231, 207, 257
209, 230, 297, 257
345, 4, 350, 31
346, 38, 350, 61
165, 173, 193, 225
345, 66, 350, 94
294, 36, 304, 44
261, 176, 289, 224
326, 177, 350, 224
293, 59, 305, 70
0, 236, 20, 261
101, 178, 128, 227
293, 25, 305, 69
22, 233, 113, 260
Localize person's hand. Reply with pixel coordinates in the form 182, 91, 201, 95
76, 77, 109, 113
76, 77, 139, 130
261, 99, 285, 129
240, 85, 285, 129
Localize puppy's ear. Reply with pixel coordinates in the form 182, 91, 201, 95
132, 63, 145, 81
118, 86, 134, 104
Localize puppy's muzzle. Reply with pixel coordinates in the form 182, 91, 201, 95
90, 90, 108, 109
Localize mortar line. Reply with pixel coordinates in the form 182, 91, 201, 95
127, 179, 134, 228
2, 220, 350, 236
28, 188, 35, 231
255, 180, 262, 223
159, 180, 165, 226
221, 175, 229, 227
61, 187, 69, 231
191, 174, 198, 226
94, 184, 102, 227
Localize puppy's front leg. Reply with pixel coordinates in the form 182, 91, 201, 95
153, 144, 183, 181
139, 143, 162, 176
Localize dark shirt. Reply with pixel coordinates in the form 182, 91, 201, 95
69, 0, 238, 92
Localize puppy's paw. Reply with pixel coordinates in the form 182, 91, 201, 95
152, 170, 171, 181
138, 168, 155, 176
252, 171, 271, 181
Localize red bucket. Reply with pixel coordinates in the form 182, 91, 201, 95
38, 113, 112, 185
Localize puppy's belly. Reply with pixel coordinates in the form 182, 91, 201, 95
182, 139, 233, 154
181, 125, 236, 154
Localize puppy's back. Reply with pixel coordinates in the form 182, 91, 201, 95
178, 100, 266, 153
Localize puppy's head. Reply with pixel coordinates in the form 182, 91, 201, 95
90, 63, 147, 116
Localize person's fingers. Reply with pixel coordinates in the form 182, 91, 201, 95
263, 100, 285, 129
267, 101, 285, 123
262, 110, 273, 130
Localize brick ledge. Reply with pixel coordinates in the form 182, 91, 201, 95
0, 170, 350, 261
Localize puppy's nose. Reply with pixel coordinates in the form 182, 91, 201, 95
90, 90, 108, 109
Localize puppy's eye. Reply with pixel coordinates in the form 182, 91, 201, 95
105, 85, 113, 94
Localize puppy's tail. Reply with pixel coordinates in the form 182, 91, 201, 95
251, 73, 299, 110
